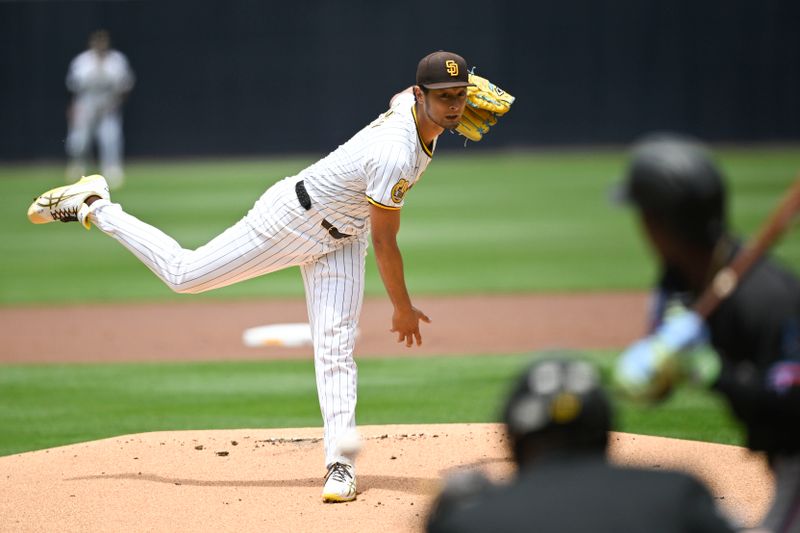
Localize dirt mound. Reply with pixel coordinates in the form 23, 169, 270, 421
0, 424, 772, 532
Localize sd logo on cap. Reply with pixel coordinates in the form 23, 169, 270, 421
416, 51, 474, 89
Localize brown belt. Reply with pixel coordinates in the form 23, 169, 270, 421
295, 180, 352, 240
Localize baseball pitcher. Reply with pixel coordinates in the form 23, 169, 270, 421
28, 50, 514, 503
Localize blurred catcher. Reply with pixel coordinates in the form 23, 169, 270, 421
427, 355, 733, 533
613, 133, 800, 532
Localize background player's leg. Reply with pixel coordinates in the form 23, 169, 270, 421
301, 235, 367, 468
65, 101, 95, 180
96, 111, 125, 188
88, 177, 332, 293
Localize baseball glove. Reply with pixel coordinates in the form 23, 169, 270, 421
455, 73, 516, 142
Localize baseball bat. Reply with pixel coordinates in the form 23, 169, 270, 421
693, 176, 800, 318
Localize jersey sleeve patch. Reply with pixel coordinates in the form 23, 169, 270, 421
390, 179, 410, 203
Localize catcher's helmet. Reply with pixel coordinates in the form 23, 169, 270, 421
616, 133, 727, 246
502, 355, 611, 464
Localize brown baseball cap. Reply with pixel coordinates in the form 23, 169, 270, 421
416, 51, 473, 89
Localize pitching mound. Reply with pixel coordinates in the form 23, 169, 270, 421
0, 424, 772, 532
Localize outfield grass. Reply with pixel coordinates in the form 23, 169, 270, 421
1, 148, 798, 304
0, 352, 741, 457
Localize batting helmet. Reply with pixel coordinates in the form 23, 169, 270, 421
502, 355, 611, 465
616, 133, 728, 246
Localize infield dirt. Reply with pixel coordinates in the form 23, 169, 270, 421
1, 292, 648, 363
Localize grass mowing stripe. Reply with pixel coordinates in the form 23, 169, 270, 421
2, 148, 798, 304
0, 352, 742, 457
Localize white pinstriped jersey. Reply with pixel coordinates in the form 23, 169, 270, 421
301, 92, 435, 235
83, 90, 440, 472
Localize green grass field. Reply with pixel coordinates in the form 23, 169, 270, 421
0, 352, 740, 457
2, 148, 798, 303
0, 147, 795, 457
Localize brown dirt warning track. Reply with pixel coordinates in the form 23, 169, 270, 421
0, 293, 775, 532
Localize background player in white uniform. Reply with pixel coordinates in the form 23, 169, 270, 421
29, 50, 472, 503
65, 30, 135, 189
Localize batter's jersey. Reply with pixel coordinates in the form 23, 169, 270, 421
655, 243, 800, 456
301, 92, 435, 235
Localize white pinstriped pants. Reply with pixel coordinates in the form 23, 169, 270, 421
90, 175, 367, 468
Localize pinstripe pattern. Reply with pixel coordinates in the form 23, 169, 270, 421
90, 177, 337, 293
301, 235, 367, 467
302, 92, 433, 234
87, 93, 436, 472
